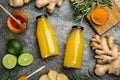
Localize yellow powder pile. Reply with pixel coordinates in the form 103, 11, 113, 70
92, 7, 109, 25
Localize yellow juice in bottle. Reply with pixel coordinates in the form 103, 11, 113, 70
63, 26, 84, 68
36, 15, 59, 58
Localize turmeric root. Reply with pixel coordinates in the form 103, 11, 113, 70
36, 0, 63, 13
91, 34, 120, 76
9, 0, 31, 7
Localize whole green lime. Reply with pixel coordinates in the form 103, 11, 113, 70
6, 39, 23, 55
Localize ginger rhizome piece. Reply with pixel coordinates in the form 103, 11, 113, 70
9, 0, 63, 13
9, 0, 31, 7
36, 0, 63, 13
39, 70, 69, 80
91, 34, 120, 76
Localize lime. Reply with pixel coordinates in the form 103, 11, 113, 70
6, 39, 23, 55
18, 52, 34, 66
2, 54, 17, 69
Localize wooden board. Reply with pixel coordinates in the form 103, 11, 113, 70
87, 0, 120, 35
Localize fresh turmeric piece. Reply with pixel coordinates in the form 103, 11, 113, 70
91, 7, 109, 25
91, 35, 120, 76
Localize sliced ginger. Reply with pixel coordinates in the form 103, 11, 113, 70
39, 75, 50, 80
48, 70, 58, 80
9, 0, 31, 7
57, 73, 69, 80
36, 0, 63, 13
91, 34, 120, 76
39, 70, 69, 80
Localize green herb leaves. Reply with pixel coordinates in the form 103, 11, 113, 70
95, 0, 112, 8
71, 70, 100, 80
71, 0, 112, 22
0, 71, 16, 80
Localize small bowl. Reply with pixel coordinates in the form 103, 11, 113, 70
91, 7, 109, 26
7, 11, 28, 33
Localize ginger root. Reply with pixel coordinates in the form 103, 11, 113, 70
9, 0, 31, 7
91, 34, 120, 76
70, 0, 80, 2
9, 0, 63, 13
39, 70, 69, 80
36, 0, 63, 13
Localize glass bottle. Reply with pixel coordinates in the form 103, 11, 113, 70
36, 14, 59, 58
63, 26, 84, 68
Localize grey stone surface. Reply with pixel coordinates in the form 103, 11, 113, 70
0, 0, 120, 80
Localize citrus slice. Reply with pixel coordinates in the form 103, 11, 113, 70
18, 52, 34, 66
2, 54, 17, 69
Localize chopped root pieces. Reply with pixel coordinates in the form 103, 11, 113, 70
91, 34, 120, 76
9, 0, 31, 7
57, 73, 69, 80
39, 70, 69, 80
39, 75, 50, 80
9, 0, 63, 13
36, 0, 63, 13
48, 70, 58, 80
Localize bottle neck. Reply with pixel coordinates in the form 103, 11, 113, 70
72, 28, 83, 32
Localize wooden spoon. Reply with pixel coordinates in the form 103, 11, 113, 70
18, 65, 46, 80
0, 4, 26, 30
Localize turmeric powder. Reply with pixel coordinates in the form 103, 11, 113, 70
91, 7, 109, 25
18, 76, 27, 80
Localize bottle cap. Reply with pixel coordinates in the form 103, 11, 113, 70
72, 25, 84, 30
36, 14, 47, 20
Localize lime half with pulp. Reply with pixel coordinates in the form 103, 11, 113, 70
18, 52, 34, 66
2, 54, 17, 69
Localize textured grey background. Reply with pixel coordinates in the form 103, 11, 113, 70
0, 0, 120, 80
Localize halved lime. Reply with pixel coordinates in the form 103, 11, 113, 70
2, 54, 17, 69
6, 39, 23, 55
18, 52, 34, 66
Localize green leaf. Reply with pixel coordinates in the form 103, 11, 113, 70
0, 71, 17, 80
71, 69, 101, 80
71, 0, 113, 22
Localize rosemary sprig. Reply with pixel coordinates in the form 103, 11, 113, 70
0, 71, 17, 80
71, 0, 113, 22
71, 70, 101, 80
